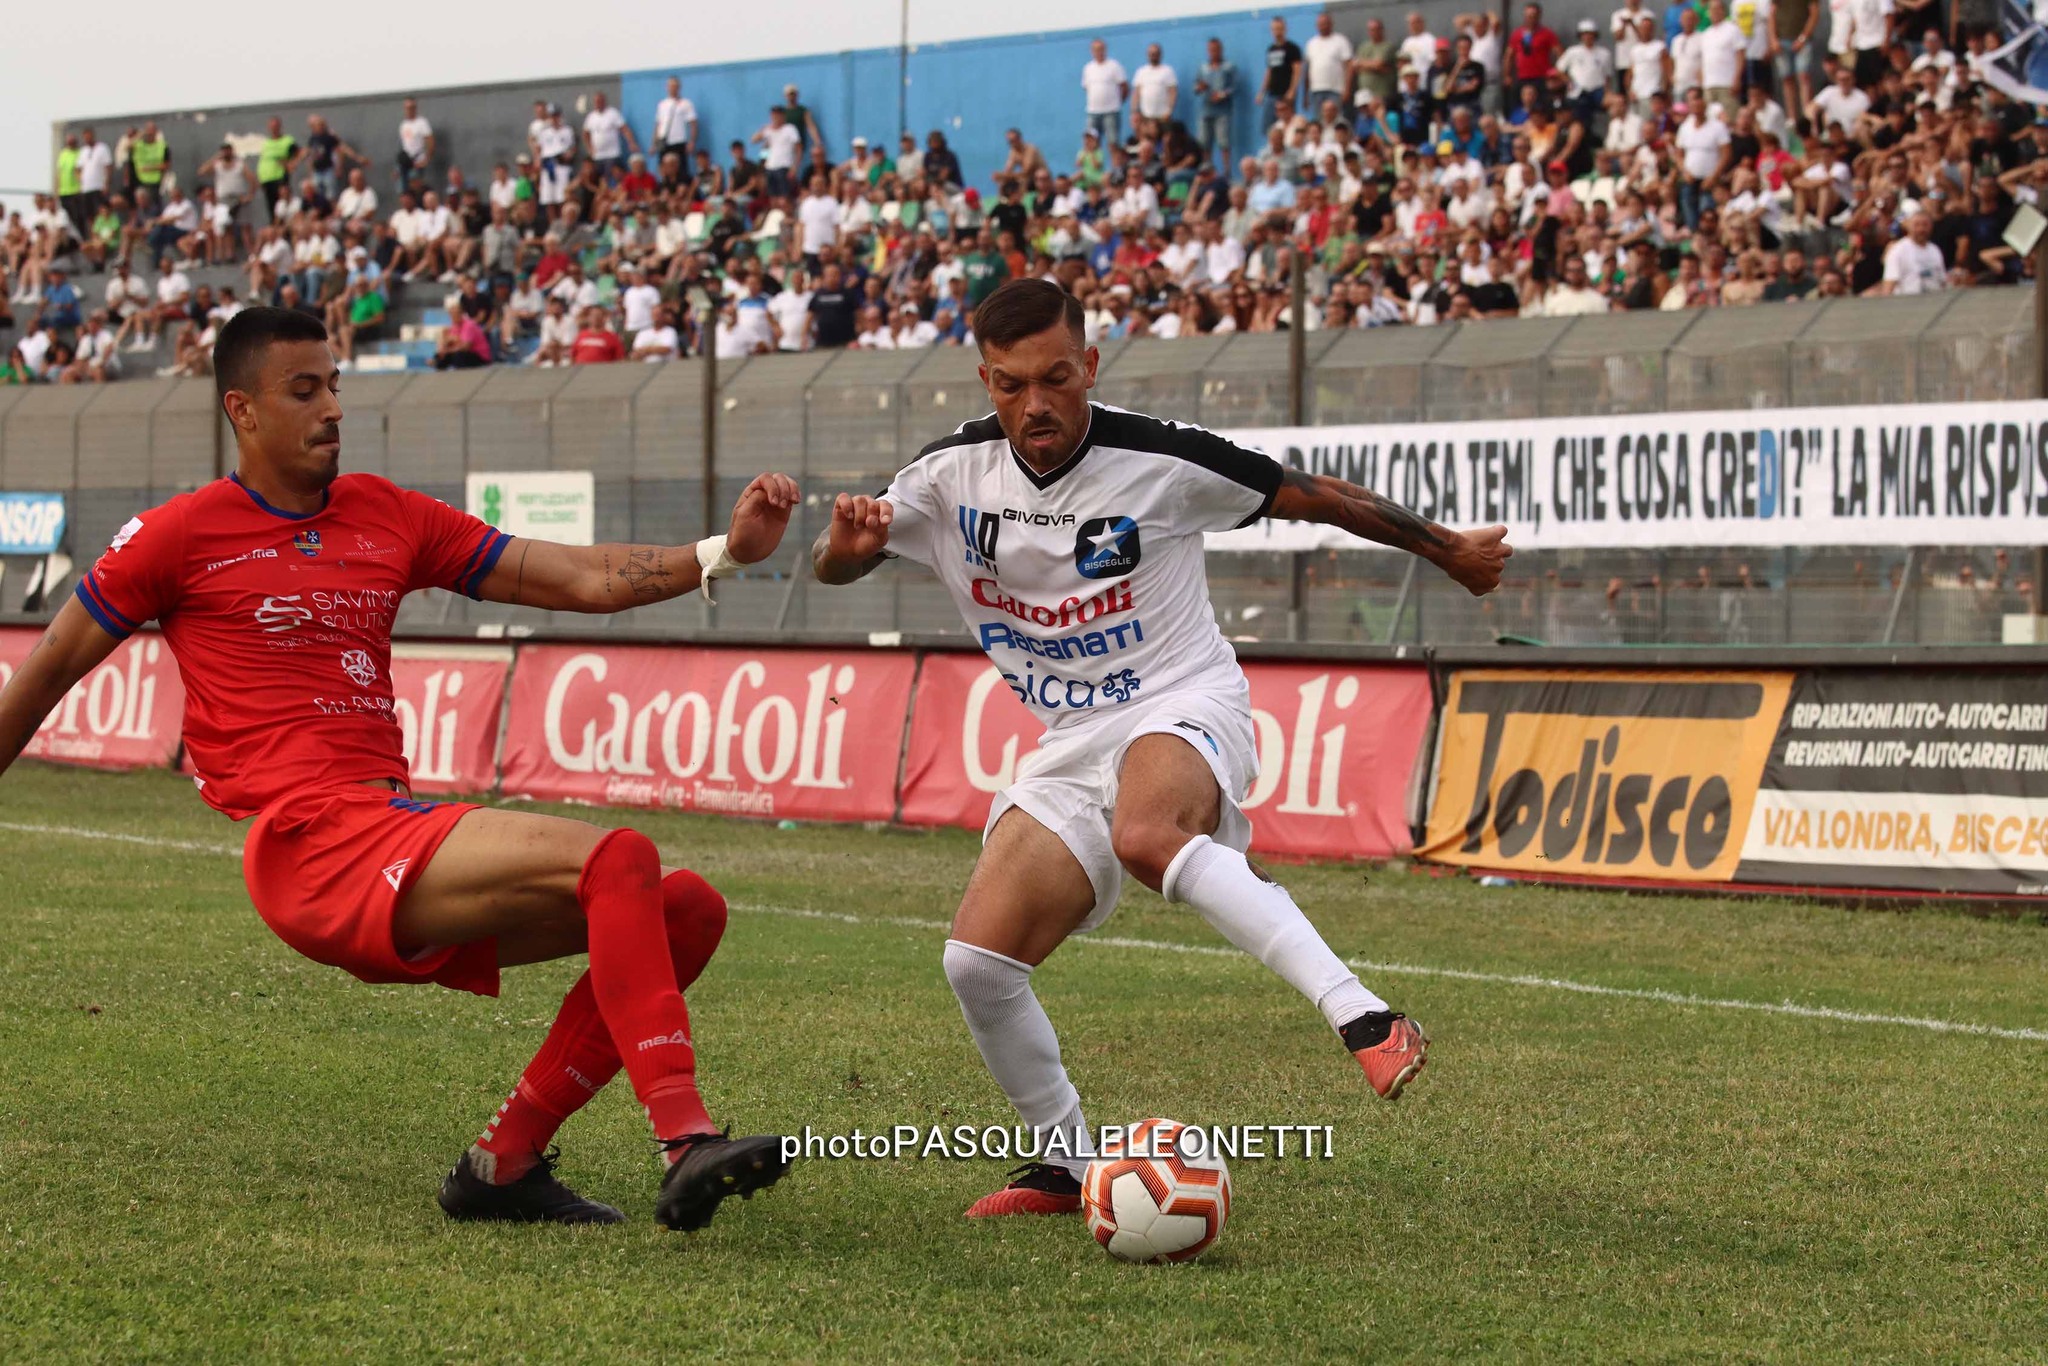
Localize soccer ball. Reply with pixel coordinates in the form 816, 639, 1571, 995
1081, 1117, 1231, 1264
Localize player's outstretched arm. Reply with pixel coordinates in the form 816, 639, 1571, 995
476, 472, 799, 612
810, 493, 893, 586
1267, 467, 1513, 596
0, 596, 123, 777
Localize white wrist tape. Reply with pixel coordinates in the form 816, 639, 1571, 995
695, 535, 745, 602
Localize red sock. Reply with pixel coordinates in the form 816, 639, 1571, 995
580, 829, 715, 1149
472, 864, 732, 1181
661, 869, 728, 991
473, 972, 620, 1183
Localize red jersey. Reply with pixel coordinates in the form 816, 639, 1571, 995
75, 473, 510, 819
571, 329, 624, 364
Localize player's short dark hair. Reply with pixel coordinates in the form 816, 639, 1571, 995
973, 279, 1083, 354
214, 306, 328, 414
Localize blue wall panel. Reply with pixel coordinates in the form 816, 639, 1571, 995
622, 5, 1320, 193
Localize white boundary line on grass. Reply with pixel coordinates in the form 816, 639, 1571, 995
9, 818, 2048, 1045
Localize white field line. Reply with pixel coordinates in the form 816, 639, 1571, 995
8, 819, 2047, 1045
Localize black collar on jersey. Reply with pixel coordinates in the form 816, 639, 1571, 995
230, 472, 329, 520
1008, 409, 1096, 491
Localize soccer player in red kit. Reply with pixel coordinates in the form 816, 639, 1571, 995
0, 308, 799, 1231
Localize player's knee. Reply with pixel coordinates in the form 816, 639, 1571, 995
944, 938, 1030, 1007
661, 869, 728, 944
580, 826, 663, 908
1111, 819, 1186, 892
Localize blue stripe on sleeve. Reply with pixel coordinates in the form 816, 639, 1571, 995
461, 531, 513, 599
82, 572, 140, 632
74, 579, 134, 639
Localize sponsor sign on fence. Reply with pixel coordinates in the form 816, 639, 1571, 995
900, 653, 1432, 859
389, 645, 513, 795
498, 643, 917, 821
1738, 671, 2048, 895
1421, 669, 1793, 882
1214, 401, 2048, 551
0, 493, 66, 556
465, 472, 595, 545
0, 627, 185, 769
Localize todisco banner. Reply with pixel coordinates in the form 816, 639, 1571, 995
1738, 671, 2048, 896
1419, 669, 1795, 882
1211, 400, 2048, 550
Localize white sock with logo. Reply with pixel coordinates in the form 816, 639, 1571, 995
1162, 835, 1388, 1032
942, 939, 1094, 1179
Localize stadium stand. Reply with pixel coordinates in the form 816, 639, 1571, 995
2, 0, 2039, 382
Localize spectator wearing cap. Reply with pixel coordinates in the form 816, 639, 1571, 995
1558, 21, 1614, 126
1506, 3, 1563, 110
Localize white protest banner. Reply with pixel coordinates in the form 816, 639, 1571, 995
466, 471, 595, 545
1211, 401, 2048, 551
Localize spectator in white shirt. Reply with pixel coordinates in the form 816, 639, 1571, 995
396, 97, 434, 189
752, 107, 804, 198
1082, 39, 1130, 148
1698, 0, 1749, 116
337, 168, 379, 223
1611, 0, 1653, 42
1303, 11, 1356, 110
1558, 21, 1615, 123
1629, 16, 1671, 112
1845, 0, 1892, 87
533, 297, 578, 366
633, 302, 683, 361
891, 302, 940, 348
620, 266, 662, 337
767, 268, 813, 350
583, 91, 636, 177
1131, 45, 1179, 122
1875, 211, 1948, 295
1675, 103, 1732, 227
796, 174, 844, 266
1670, 6, 1707, 94
1203, 220, 1247, 283
652, 77, 698, 162
1807, 65, 1871, 134
1398, 11, 1440, 77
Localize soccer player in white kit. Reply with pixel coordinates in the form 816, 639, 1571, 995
812, 280, 1511, 1217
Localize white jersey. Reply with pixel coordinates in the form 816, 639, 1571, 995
880, 402, 1282, 734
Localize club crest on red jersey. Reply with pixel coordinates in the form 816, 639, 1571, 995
293, 529, 323, 558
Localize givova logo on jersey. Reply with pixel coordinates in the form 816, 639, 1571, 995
957, 505, 1000, 572
1075, 517, 1140, 578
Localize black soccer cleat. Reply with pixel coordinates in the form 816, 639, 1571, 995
654, 1130, 793, 1232
437, 1147, 625, 1225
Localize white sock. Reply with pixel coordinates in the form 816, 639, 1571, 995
1162, 835, 1389, 1033
942, 939, 1094, 1178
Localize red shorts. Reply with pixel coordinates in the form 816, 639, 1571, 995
242, 784, 500, 997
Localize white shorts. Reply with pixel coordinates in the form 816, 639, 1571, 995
983, 688, 1258, 933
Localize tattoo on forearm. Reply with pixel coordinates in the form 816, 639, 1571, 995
1282, 468, 1447, 553
1354, 487, 1447, 550
612, 546, 671, 598
512, 542, 531, 606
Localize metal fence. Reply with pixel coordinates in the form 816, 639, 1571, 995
0, 291, 2038, 644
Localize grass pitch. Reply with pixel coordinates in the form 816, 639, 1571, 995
5, 763, 2048, 1362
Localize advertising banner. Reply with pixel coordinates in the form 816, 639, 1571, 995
1213, 401, 2048, 551
1421, 669, 1793, 882
0, 627, 185, 770
0, 493, 67, 555
466, 471, 595, 545
499, 643, 916, 821
389, 645, 512, 795
1738, 672, 2048, 896
899, 652, 1432, 860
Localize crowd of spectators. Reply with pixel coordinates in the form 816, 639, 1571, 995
2, 1, 2041, 384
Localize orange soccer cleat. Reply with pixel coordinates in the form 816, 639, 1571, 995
1346, 1012, 1429, 1100
964, 1162, 1084, 1217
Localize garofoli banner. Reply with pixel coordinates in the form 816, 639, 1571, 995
1738, 671, 2048, 896
389, 645, 513, 795
0, 627, 184, 770
899, 653, 1432, 860
1214, 401, 2048, 550
499, 643, 917, 822
1421, 669, 1793, 882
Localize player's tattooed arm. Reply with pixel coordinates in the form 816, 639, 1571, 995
1267, 466, 1513, 597
0, 596, 123, 778
603, 547, 675, 600
812, 493, 894, 586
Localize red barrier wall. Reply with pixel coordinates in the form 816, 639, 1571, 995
0, 627, 185, 770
